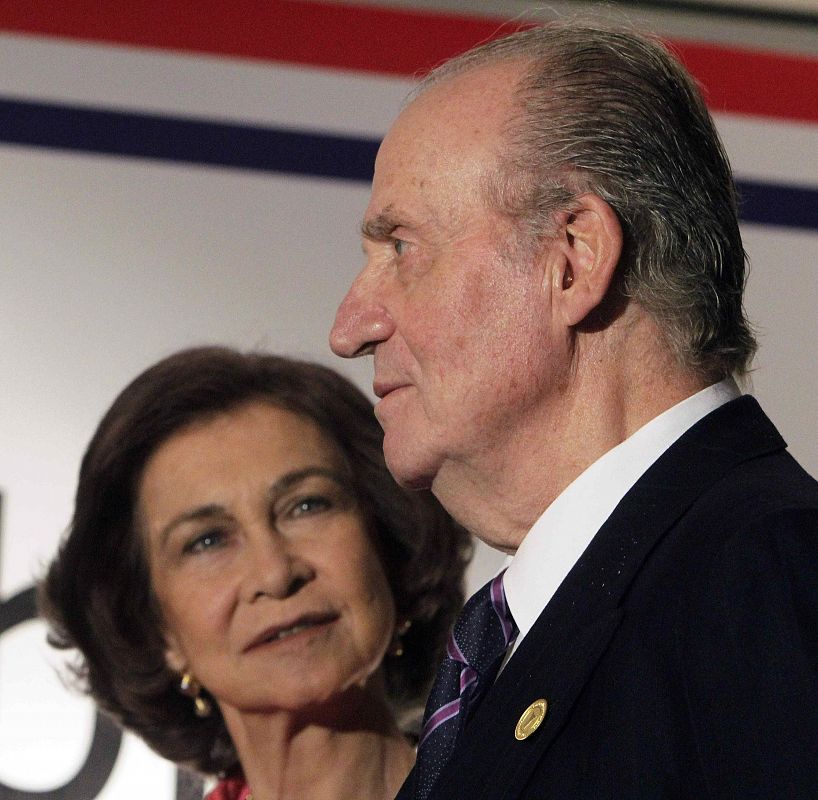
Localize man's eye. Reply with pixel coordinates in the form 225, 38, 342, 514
183, 529, 225, 555
393, 238, 407, 256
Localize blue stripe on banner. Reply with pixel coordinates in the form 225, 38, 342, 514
736, 180, 818, 231
0, 97, 380, 182
1, 98, 816, 231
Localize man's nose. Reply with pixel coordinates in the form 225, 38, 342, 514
330, 272, 395, 358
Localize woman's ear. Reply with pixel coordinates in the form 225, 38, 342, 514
163, 631, 188, 674
548, 193, 623, 327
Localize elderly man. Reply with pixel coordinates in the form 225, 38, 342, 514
330, 23, 818, 800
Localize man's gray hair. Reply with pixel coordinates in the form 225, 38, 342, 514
415, 23, 757, 379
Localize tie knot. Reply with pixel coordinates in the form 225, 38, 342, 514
447, 570, 517, 675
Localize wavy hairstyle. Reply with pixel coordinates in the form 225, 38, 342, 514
39, 346, 471, 774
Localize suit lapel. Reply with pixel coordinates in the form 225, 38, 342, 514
430, 396, 785, 799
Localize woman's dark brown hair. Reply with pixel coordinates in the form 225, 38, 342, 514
39, 346, 471, 774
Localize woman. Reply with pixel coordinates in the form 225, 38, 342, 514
39, 346, 471, 800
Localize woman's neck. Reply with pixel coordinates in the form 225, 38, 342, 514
220, 691, 415, 800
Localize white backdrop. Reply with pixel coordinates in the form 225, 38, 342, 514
0, 4, 816, 798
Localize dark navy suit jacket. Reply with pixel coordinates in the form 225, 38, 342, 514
407, 396, 818, 799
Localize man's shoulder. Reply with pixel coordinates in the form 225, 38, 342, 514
642, 427, 818, 609
657, 392, 818, 514
686, 399, 818, 525
701, 444, 818, 515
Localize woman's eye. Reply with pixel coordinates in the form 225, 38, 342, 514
289, 496, 332, 518
183, 529, 225, 555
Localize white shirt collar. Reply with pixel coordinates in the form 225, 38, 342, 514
503, 378, 740, 653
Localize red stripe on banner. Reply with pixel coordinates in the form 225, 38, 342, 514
672, 39, 818, 124
1, 0, 816, 123
0, 0, 521, 76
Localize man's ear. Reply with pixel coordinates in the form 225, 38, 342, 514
548, 193, 623, 327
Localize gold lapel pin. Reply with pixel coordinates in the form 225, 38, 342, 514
514, 698, 548, 740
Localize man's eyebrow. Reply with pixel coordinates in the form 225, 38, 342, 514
361, 210, 400, 241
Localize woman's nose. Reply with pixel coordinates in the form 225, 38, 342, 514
240, 534, 313, 603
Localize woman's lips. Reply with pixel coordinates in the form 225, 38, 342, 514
244, 612, 339, 652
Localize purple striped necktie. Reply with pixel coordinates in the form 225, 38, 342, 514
411, 570, 518, 800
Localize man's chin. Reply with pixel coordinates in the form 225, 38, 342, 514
382, 438, 437, 491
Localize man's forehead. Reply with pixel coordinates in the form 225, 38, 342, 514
384, 60, 522, 153
359, 62, 523, 242
411, 59, 524, 114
